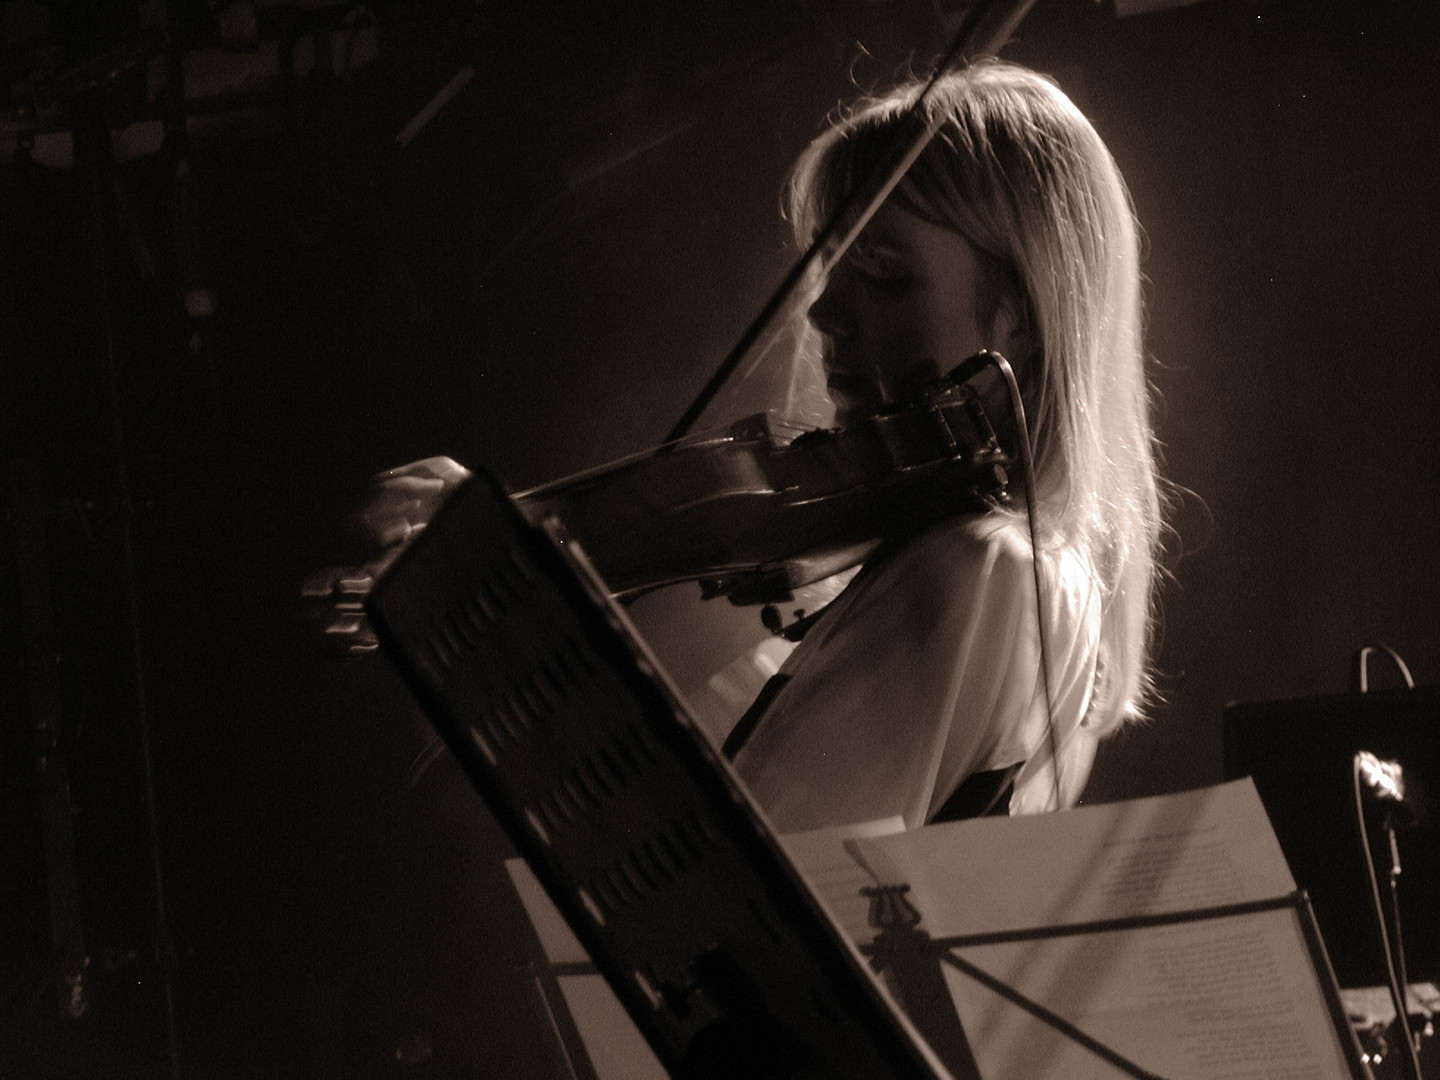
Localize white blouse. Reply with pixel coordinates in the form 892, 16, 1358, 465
731, 513, 1102, 832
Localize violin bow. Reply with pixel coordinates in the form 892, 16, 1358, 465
665, 0, 1068, 815
662, 0, 1039, 446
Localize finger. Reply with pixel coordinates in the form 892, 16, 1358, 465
351, 479, 444, 539
367, 516, 417, 550
371, 456, 470, 486
373, 474, 447, 499
408, 456, 471, 484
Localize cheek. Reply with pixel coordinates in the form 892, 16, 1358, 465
890, 293, 981, 365
872, 289, 940, 344
852, 284, 986, 383
923, 290, 990, 359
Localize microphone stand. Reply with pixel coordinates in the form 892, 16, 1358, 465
1354, 752, 1426, 1080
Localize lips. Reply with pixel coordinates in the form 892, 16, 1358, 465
824, 366, 886, 424
824, 368, 874, 397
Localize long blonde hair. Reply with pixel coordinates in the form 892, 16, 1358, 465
786, 61, 1161, 734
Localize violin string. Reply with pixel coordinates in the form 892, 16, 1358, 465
511, 409, 819, 509
509, 420, 739, 501
988, 352, 1064, 812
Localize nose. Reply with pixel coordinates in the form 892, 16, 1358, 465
807, 273, 853, 340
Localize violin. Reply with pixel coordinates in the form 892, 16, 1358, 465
303, 352, 1016, 655
306, 0, 1038, 649
310, 348, 1021, 665
512, 350, 1016, 607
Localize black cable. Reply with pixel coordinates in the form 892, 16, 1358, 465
78, 114, 184, 1080
1352, 643, 1416, 693
985, 352, 1063, 811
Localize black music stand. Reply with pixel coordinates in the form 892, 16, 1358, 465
366, 472, 961, 1080
858, 883, 1368, 1080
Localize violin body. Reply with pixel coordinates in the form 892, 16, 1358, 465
303, 355, 1016, 656
515, 355, 1014, 606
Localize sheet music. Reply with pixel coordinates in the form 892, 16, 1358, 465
780, 815, 908, 944
785, 780, 1362, 1080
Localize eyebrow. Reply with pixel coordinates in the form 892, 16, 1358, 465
821, 219, 917, 273
846, 234, 911, 262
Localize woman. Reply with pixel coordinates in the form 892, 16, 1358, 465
359, 60, 1162, 834
727, 61, 1162, 831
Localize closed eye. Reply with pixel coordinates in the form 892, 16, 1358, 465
844, 244, 912, 287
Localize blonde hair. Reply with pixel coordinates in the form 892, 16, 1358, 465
786, 61, 1161, 734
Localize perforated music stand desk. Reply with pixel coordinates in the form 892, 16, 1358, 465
366, 473, 960, 1080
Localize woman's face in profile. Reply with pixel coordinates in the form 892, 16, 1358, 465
809, 201, 1009, 428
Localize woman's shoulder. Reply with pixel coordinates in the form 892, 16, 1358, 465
886, 511, 1036, 579
820, 513, 1032, 632
870, 511, 1098, 623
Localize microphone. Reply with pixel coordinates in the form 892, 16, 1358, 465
1356, 751, 1429, 829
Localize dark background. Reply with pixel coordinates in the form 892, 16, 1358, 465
2, 0, 1437, 1076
